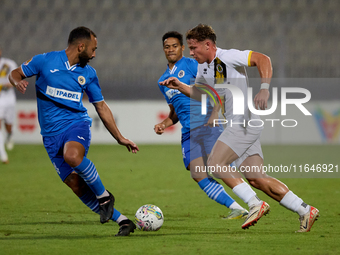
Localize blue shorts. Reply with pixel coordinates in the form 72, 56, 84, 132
181, 125, 223, 169
43, 121, 92, 181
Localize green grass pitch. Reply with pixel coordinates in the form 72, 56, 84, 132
0, 144, 339, 255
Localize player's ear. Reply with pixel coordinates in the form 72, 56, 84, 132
204, 40, 210, 50
78, 43, 85, 52
181, 44, 185, 52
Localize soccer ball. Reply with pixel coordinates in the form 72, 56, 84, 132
135, 204, 164, 231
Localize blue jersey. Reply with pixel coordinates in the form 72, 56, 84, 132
21, 50, 103, 136
158, 57, 212, 133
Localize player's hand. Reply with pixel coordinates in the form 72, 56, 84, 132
254, 89, 270, 110
159, 77, 181, 89
15, 80, 29, 94
118, 137, 139, 154
204, 110, 219, 127
154, 123, 165, 135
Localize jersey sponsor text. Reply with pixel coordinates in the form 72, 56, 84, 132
46, 85, 81, 102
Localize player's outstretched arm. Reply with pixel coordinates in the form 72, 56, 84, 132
159, 77, 203, 101
93, 101, 139, 153
159, 77, 191, 96
249, 52, 272, 110
9, 67, 29, 94
154, 105, 178, 135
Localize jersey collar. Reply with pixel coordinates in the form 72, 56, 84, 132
167, 56, 185, 74
61, 50, 78, 71
208, 48, 222, 68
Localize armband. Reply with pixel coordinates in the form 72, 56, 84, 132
260, 83, 270, 90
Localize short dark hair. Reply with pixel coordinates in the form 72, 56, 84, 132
68, 26, 97, 45
162, 31, 183, 46
186, 24, 216, 44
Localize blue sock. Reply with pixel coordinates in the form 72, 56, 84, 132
79, 189, 122, 222
79, 189, 100, 213
198, 178, 235, 208
111, 208, 121, 221
73, 157, 105, 197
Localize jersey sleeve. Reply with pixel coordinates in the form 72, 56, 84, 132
222, 49, 253, 68
21, 54, 45, 78
85, 75, 104, 103
187, 59, 198, 83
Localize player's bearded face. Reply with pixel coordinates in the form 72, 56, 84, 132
79, 47, 93, 67
78, 36, 97, 67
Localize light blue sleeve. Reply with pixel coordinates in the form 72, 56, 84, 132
188, 59, 198, 79
85, 74, 104, 103
21, 54, 45, 77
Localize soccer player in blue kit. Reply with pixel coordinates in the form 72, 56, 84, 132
9, 27, 138, 236
154, 31, 248, 219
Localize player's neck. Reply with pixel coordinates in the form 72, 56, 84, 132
168, 55, 183, 70
207, 48, 217, 64
168, 57, 182, 70
168, 62, 175, 70
65, 47, 79, 66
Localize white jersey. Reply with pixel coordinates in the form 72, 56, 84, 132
0, 57, 17, 106
195, 47, 262, 128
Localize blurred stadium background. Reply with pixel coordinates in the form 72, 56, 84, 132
1, 0, 339, 100
1, 3, 338, 253
0, 0, 339, 144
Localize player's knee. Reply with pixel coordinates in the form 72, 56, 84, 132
64, 151, 83, 168
207, 154, 230, 167
207, 155, 217, 167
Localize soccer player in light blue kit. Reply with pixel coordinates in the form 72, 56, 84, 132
9, 27, 138, 236
154, 31, 248, 219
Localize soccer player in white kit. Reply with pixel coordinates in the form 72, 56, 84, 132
0, 46, 17, 164
160, 24, 319, 232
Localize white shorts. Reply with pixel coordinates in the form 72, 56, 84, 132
0, 105, 15, 124
218, 127, 263, 168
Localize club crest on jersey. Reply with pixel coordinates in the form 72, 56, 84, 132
178, 70, 185, 78
216, 64, 223, 73
78, 76, 86, 85
24, 57, 33, 65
